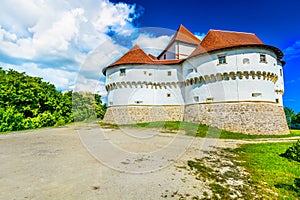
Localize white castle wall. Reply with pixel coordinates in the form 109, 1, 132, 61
103, 46, 288, 135
106, 65, 184, 106
160, 41, 197, 60
184, 47, 283, 104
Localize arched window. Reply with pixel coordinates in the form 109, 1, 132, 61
243, 58, 250, 64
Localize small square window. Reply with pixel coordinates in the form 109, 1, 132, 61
188, 69, 193, 73
218, 55, 227, 65
194, 96, 199, 102
144, 71, 147, 75
167, 71, 172, 76
149, 73, 152, 76
120, 68, 126, 76
166, 93, 171, 97
206, 97, 214, 102
276, 98, 279, 103
260, 54, 266, 63
252, 92, 262, 97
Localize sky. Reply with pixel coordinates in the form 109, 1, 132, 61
0, 0, 299, 112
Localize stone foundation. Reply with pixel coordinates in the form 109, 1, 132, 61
103, 102, 289, 135
184, 102, 289, 135
103, 105, 184, 124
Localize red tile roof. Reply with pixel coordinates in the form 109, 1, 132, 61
172, 24, 201, 45
189, 30, 283, 58
102, 45, 184, 74
158, 24, 200, 59
108, 45, 154, 67
103, 28, 284, 75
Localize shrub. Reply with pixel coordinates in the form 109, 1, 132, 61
280, 140, 300, 162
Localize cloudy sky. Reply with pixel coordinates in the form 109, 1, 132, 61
1, 0, 300, 111
0, 0, 173, 101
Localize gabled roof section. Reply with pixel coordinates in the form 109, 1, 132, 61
190, 30, 268, 57
108, 45, 154, 67
158, 24, 201, 59
173, 24, 201, 45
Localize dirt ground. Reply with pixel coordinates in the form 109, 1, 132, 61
1, 123, 297, 200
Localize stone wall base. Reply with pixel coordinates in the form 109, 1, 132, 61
184, 102, 289, 135
103, 105, 184, 124
103, 103, 289, 135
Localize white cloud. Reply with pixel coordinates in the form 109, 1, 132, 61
283, 40, 300, 61
0, 0, 181, 105
132, 33, 172, 56
0, 0, 141, 95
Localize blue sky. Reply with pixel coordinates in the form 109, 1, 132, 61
0, 0, 299, 112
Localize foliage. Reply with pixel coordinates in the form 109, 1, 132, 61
284, 107, 300, 129
281, 140, 300, 163
0, 67, 106, 133
234, 142, 300, 199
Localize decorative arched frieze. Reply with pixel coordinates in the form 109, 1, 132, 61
105, 70, 279, 91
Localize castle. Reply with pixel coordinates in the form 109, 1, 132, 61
102, 25, 289, 135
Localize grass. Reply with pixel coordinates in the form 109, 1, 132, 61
100, 121, 300, 139
233, 142, 300, 199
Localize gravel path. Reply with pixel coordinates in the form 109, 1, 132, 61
0, 123, 298, 199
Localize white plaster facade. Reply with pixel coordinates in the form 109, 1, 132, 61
105, 46, 284, 107
102, 27, 289, 135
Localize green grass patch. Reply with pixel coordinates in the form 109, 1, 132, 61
101, 121, 300, 139
233, 142, 300, 199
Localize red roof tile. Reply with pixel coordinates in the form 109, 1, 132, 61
158, 25, 200, 59
172, 24, 201, 45
189, 30, 270, 57
102, 45, 184, 74
108, 45, 154, 67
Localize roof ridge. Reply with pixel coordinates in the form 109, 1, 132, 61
208, 29, 256, 35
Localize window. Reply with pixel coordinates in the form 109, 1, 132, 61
166, 93, 171, 97
194, 96, 199, 102
252, 92, 262, 97
167, 71, 172, 76
134, 100, 143, 104
188, 69, 193, 73
163, 54, 166, 60
276, 98, 279, 103
149, 73, 152, 76
243, 58, 250, 64
218, 55, 227, 65
120, 68, 126, 76
206, 97, 214, 102
280, 69, 282, 76
259, 54, 266, 63
109, 101, 113, 105
144, 71, 147, 75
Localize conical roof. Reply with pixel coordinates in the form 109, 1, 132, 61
108, 45, 154, 67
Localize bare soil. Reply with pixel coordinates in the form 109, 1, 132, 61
0, 123, 298, 199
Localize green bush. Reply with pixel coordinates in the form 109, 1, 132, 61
281, 140, 300, 162
0, 68, 106, 133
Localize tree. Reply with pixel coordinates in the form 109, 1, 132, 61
0, 68, 107, 132
284, 107, 295, 128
